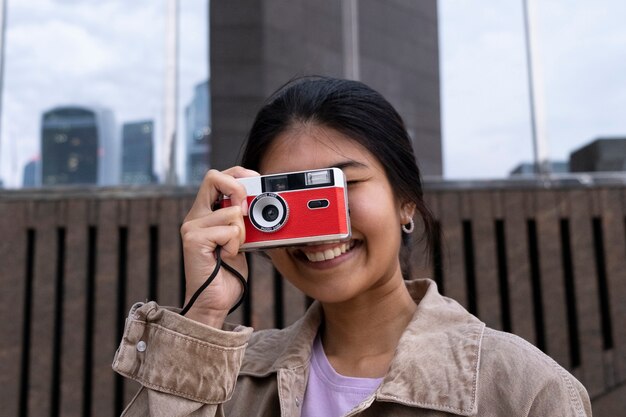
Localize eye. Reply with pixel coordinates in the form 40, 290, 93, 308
346, 177, 368, 186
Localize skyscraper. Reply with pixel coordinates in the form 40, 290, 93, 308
184, 80, 211, 184
40, 106, 117, 186
210, 0, 441, 176
509, 161, 569, 176
570, 137, 626, 172
22, 156, 40, 187
121, 120, 155, 184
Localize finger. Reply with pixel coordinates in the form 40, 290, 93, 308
182, 205, 244, 229
187, 167, 260, 221
181, 206, 246, 246
222, 166, 259, 179
183, 224, 243, 259
208, 225, 243, 259
186, 170, 246, 221
220, 166, 260, 216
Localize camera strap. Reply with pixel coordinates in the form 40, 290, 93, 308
179, 246, 248, 317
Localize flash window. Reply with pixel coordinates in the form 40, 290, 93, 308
305, 170, 332, 186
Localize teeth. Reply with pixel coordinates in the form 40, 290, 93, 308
303, 241, 355, 262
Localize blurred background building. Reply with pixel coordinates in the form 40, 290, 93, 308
510, 160, 569, 176
210, 0, 442, 176
41, 106, 117, 186
185, 79, 211, 184
510, 137, 626, 176
121, 120, 155, 185
22, 155, 39, 187
570, 137, 626, 173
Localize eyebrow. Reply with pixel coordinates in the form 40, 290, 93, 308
327, 160, 368, 171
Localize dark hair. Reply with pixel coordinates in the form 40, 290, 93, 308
241, 76, 437, 278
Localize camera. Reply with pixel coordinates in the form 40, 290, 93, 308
221, 168, 351, 250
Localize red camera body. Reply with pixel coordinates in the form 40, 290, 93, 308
221, 168, 350, 251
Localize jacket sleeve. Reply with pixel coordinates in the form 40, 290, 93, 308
526, 369, 593, 417
112, 302, 253, 417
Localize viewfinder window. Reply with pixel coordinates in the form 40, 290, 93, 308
265, 175, 288, 192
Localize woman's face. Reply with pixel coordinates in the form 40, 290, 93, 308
259, 124, 412, 304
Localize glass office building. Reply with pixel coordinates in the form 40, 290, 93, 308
184, 80, 211, 184
22, 158, 40, 188
41, 106, 117, 186
121, 120, 155, 184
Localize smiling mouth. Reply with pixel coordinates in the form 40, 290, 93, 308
295, 240, 357, 263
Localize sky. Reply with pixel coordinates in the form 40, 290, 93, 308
0, 0, 625, 187
439, 0, 626, 178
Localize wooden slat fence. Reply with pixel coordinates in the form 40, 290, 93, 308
0, 184, 624, 416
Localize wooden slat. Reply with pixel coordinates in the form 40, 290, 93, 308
470, 191, 501, 330
91, 199, 119, 417
492, 189, 504, 219
282, 276, 307, 328
439, 191, 466, 307
567, 189, 604, 396
124, 199, 150, 404
60, 199, 88, 417
157, 198, 183, 308
250, 253, 275, 329
535, 190, 570, 369
27, 201, 58, 416
555, 190, 583, 384
503, 191, 535, 345
148, 198, 160, 302
0, 202, 27, 416
590, 187, 617, 390
600, 188, 626, 384
126, 195, 150, 295
459, 190, 472, 219
184, 197, 195, 278
178, 197, 195, 310
460, 191, 475, 311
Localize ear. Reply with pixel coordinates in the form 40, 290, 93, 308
400, 201, 416, 224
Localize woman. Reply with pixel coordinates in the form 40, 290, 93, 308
113, 77, 591, 416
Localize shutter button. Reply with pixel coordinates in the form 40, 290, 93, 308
136, 341, 147, 352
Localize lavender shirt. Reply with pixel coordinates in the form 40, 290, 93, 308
301, 335, 383, 417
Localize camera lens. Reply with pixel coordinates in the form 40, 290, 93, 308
262, 205, 279, 222
249, 192, 289, 232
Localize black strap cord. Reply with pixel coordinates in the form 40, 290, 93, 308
180, 246, 248, 317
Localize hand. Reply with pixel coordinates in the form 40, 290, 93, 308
180, 166, 259, 327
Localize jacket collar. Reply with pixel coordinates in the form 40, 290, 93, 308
240, 279, 485, 416
375, 279, 484, 415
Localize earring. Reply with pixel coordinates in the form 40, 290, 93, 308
402, 218, 415, 234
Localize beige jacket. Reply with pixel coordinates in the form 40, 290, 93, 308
113, 279, 592, 416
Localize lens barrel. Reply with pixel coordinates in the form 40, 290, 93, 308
249, 192, 288, 232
